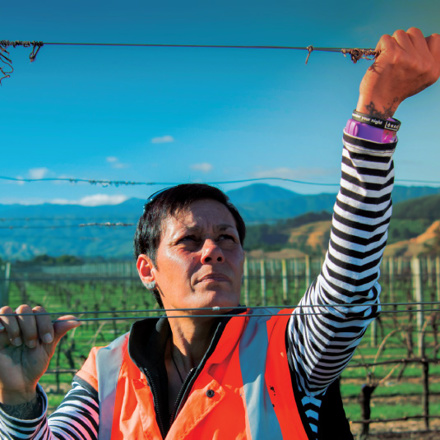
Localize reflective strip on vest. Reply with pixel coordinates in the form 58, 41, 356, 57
239, 308, 283, 439
96, 333, 127, 440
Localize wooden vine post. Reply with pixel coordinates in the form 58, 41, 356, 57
388, 257, 395, 304
282, 259, 288, 304
436, 256, 440, 302
243, 257, 250, 306
411, 257, 425, 356
305, 255, 311, 289
370, 317, 378, 347
260, 259, 267, 306
0, 262, 11, 307
293, 258, 298, 292
411, 257, 430, 429
427, 257, 433, 289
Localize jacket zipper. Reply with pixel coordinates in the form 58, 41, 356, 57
142, 367, 167, 438
168, 318, 227, 424
169, 367, 196, 424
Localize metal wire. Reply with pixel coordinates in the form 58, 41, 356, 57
1, 39, 377, 59
0, 223, 135, 230
1, 175, 440, 187
69, 308, 440, 321
0, 175, 341, 187
2, 302, 440, 321
0, 39, 378, 84
3, 301, 440, 314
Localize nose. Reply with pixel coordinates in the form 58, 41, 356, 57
201, 239, 224, 264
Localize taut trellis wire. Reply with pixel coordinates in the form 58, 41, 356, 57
0, 39, 378, 83
1, 301, 440, 321
2, 174, 440, 186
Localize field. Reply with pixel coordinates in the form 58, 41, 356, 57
2, 256, 440, 439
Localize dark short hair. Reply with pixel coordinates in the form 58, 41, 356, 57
134, 184, 246, 306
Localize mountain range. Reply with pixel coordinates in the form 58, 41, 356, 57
1, 183, 440, 260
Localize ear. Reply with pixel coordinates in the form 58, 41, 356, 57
136, 254, 156, 287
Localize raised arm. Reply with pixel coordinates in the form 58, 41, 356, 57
289, 28, 440, 395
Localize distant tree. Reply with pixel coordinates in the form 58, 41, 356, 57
31, 255, 57, 265
393, 194, 440, 221
244, 211, 331, 252
244, 224, 289, 251
387, 219, 431, 245
56, 255, 83, 265
27, 254, 83, 266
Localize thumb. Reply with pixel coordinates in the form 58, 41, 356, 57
53, 316, 81, 344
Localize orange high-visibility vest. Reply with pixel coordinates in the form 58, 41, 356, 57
76, 309, 309, 440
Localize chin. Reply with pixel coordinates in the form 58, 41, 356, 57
195, 289, 240, 310
207, 293, 240, 309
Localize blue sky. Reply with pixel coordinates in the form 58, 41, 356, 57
1, 0, 439, 206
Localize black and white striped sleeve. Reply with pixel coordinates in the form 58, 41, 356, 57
0, 381, 99, 440
288, 131, 396, 396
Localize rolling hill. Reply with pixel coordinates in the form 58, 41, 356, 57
1, 183, 439, 260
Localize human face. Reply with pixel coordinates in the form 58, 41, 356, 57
152, 199, 244, 313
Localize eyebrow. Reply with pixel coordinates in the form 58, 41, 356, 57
216, 224, 236, 231
182, 223, 236, 233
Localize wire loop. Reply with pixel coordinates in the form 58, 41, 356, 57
29, 42, 43, 62
0, 40, 44, 83
0, 42, 13, 84
341, 48, 377, 64
305, 45, 313, 64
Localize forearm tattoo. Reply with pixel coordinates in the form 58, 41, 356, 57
365, 99, 399, 120
0, 394, 43, 419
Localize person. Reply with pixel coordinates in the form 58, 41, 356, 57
0, 27, 439, 440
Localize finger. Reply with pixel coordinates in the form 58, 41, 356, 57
16, 304, 39, 349
373, 33, 398, 66
374, 33, 392, 53
391, 29, 413, 51
406, 27, 429, 51
426, 33, 440, 73
418, 33, 440, 88
33, 306, 56, 345
426, 33, 440, 55
0, 306, 22, 347
53, 315, 81, 345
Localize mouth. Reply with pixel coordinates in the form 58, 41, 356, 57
197, 273, 231, 284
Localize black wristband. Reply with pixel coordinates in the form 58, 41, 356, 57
352, 110, 401, 132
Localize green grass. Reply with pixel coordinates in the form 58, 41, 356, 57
341, 381, 440, 398
344, 398, 440, 422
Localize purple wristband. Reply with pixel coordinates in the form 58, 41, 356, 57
345, 119, 397, 143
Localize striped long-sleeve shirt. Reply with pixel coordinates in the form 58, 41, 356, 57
0, 130, 396, 439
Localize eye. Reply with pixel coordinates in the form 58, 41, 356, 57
178, 235, 200, 244
219, 234, 237, 242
